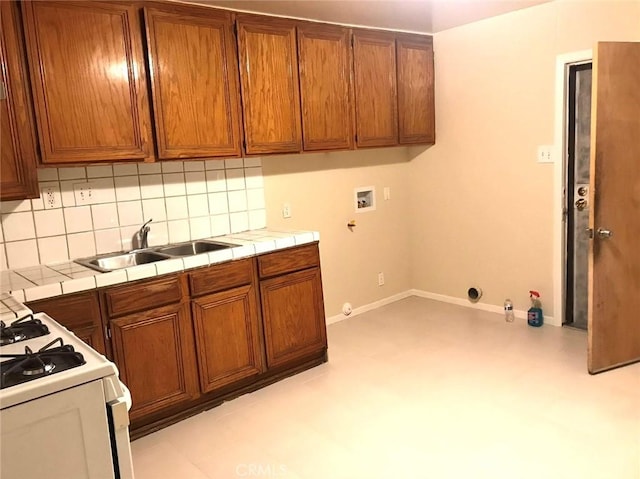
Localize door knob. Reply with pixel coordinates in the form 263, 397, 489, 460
596, 228, 613, 239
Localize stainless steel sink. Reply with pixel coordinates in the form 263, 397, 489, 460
75, 251, 171, 273
74, 240, 237, 272
153, 240, 236, 257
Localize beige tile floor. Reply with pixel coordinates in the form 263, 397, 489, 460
131, 297, 640, 479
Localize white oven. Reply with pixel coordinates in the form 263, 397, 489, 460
0, 308, 135, 479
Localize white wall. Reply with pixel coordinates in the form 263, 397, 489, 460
409, 0, 640, 317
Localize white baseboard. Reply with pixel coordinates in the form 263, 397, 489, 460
326, 289, 558, 326
410, 289, 557, 326
325, 291, 413, 325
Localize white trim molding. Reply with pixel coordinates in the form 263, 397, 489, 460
326, 290, 557, 326
325, 291, 412, 325
552, 49, 593, 329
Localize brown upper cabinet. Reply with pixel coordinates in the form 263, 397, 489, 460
297, 23, 354, 151
353, 30, 398, 148
144, 5, 242, 159
397, 34, 435, 144
0, 1, 39, 200
21, 1, 153, 164
236, 16, 302, 155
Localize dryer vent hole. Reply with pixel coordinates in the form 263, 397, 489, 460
467, 287, 482, 303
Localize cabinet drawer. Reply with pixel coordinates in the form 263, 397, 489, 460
258, 243, 320, 278
189, 258, 254, 297
102, 275, 183, 319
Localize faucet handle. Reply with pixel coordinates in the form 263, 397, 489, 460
141, 218, 153, 231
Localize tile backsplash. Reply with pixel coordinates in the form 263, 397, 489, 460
0, 158, 266, 270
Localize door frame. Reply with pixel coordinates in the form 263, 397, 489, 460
552, 50, 592, 328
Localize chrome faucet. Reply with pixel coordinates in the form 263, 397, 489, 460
133, 219, 153, 250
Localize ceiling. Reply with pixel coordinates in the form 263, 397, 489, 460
189, 0, 551, 34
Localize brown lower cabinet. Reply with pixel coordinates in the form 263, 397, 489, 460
26, 290, 106, 356
260, 268, 327, 368
189, 258, 265, 394
109, 301, 199, 422
27, 244, 327, 435
102, 275, 199, 422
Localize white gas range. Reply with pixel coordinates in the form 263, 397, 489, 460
0, 303, 135, 479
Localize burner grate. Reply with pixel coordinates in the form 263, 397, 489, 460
0, 314, 50, 346
0, 337, 86, 389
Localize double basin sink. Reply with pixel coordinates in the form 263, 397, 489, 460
75, 240, 237, 273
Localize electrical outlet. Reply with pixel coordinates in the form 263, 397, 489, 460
537, 145, 554, 163
282, 203, 291, 219
74, 182, 95, 205
378, 272, 385, 286
41, 185, 60, 209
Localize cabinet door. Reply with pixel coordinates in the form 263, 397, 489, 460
27, 291, 107, 356
192, 284, 264, 393
260, 267, 327, 369
21, 1, 153, 163
397, 35, 435, 144
297, 23, 354, 151
110, 302, 199, 421
0, 2, 39, 200
237, 16, 302, 154
353, 31, 398, 147
144, 5, 242, 159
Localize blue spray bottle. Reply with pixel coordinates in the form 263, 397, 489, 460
527, 290, 544, 327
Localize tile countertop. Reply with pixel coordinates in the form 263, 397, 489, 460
0, 229, 319, 304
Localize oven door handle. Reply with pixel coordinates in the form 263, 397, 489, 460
108, 397, 130, 431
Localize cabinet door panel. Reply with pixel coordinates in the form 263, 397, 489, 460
260, 268, 327, 368
397, 35, 435, 144
0, 2, 39, 200
192, 284, 264, 393
237, 17, 301, 154
22, 1, 152, 163
353, 31, 398, 147
298, 24, 354, 151
144, 6, 241, 159
27, 291, 106, 356
110, 303, 199, 421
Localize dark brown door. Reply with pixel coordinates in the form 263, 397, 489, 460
236, 16, 302, 154
397, 34, 435, 144
297, 23, 354, 151
0, 1, 39, 200
588, 42, 640, 373
260, 268, 327, 369
21, 1, 153, 163
353, 31, 398, 148
144, 5, 242, 159
191, 284, 264, 393
27, 291, 107, 356
110, 303, 199, 420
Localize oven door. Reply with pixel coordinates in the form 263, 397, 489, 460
1, 380, 115, 479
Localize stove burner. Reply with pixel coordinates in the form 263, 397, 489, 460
0, 315, 50, 346
0, 338, 85, 389
21, 355, 56, 377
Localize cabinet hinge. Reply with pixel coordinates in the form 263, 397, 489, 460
105, 326, 111, 339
